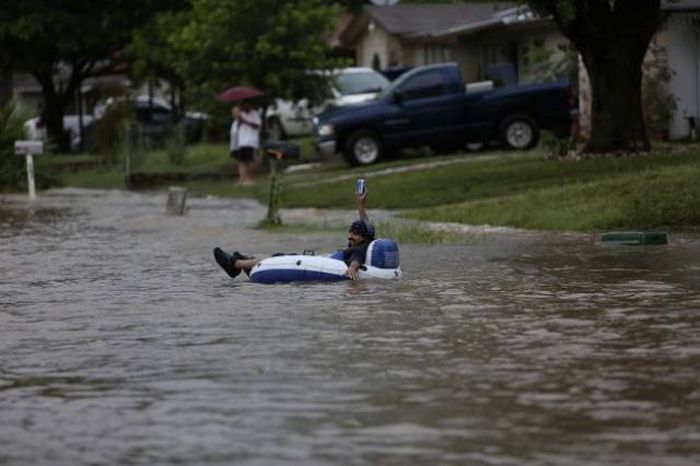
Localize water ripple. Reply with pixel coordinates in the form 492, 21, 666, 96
0, 189, 699, 465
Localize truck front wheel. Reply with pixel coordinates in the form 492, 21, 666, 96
343, 130, 382, 166
500, 114, 539, 150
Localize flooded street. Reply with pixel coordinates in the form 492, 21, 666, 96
1, 188, 699, 466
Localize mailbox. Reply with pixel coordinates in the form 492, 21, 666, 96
15, 140, 44, 156
263, 141, 300, 161
14, 140, 44, 200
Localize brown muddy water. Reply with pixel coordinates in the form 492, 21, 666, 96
1, 188, 699, 466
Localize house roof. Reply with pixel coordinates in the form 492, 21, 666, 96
662, 0, 700, 11
340, 2, 515, 44
330, 14, 354, 48
419, 1, 700, 40
413, 5, 548, 40
367, 2, 515, 35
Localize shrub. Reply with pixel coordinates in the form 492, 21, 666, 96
120, 120, 146, 172
165, 121, 186, 166
93, 99, 133, 165
0, 101, 29, 191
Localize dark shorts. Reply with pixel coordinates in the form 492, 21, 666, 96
233, 146, 255, 162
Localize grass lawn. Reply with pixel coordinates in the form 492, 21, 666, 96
44, 140, 700, 234
404, 161, 700, 231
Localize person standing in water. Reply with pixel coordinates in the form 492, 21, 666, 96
233, 102, 261, 185
229, 105, 241, 180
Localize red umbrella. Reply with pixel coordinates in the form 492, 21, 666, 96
216, 86, 264, 103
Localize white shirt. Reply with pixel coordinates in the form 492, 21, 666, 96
229, 121, 239, 151
237, 109, 261, 149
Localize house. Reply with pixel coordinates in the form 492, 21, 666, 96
340, 3, 571, 85
339, 2, 517, 77
661, 0, 700, 140
10, 61, 132, 121
577, 0, 700, 141
340, 2, 699, 141
415, 6, 571, 85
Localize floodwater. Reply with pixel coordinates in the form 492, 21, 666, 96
1, 188, 699, 466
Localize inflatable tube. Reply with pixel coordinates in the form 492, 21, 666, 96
250, 254, 347, 283
249, 239, 402, 284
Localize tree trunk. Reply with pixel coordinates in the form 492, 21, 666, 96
0, 71, 12, 106
580, 38, 650, 152
34, 64, 86, 152
545, 0, 662, 154
35, 72, 69, 152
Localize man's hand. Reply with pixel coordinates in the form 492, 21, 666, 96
357, 191, 368, 222
346, 261, 361, 280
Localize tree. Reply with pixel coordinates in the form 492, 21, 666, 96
0, 0, 182, 151
0, 102, 26, 190
526, 0, 665, 153
158, 0, 346, 116
127, 10, 191, 112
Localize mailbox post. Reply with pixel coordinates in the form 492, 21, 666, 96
14, 140, 44, 200
262, 142, 300, 225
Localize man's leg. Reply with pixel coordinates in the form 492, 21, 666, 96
237, 161, 248, 184
246, 159, 256, 181
214, 248, 260, 278
234, 257, 262, 275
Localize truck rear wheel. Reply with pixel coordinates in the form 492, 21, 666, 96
500, 114, 539, 150
343, 130, 382, 166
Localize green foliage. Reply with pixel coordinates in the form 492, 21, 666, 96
165, 121, 187, 166
373, 221, 480, 245
398, 0, 500, 3
404, 159, 700, 232
0, 101, 27, 190
93, 100, 133, 165
626, 165, 700, 229
529, 42, 579, 84
642, 60, 676, 140
0, 1, 185, 148
540, 130, 576, 159
526, 0, 576, 23
152, 0, 346, 114
126, 9, 190, 108
120, 121, 146, 172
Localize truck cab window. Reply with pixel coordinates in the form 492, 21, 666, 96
398, 71, 445, 101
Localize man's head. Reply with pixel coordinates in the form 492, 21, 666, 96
347, 220, 375, 246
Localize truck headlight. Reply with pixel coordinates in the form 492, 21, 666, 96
317, 123, 334, 137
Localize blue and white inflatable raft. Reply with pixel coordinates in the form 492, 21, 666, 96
249, 239, 401, 284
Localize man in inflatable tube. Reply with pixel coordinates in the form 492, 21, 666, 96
213, 191, 375, 280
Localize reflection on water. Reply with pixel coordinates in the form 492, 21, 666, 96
1, 189, 699, 465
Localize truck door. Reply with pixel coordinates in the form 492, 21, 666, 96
384, 70, 462, 148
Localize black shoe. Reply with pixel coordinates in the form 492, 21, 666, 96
214, 247, 241, 278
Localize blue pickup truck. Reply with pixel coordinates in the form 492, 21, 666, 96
312, 62, 574, 166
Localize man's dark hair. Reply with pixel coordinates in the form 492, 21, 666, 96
349, 220, 375, 242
